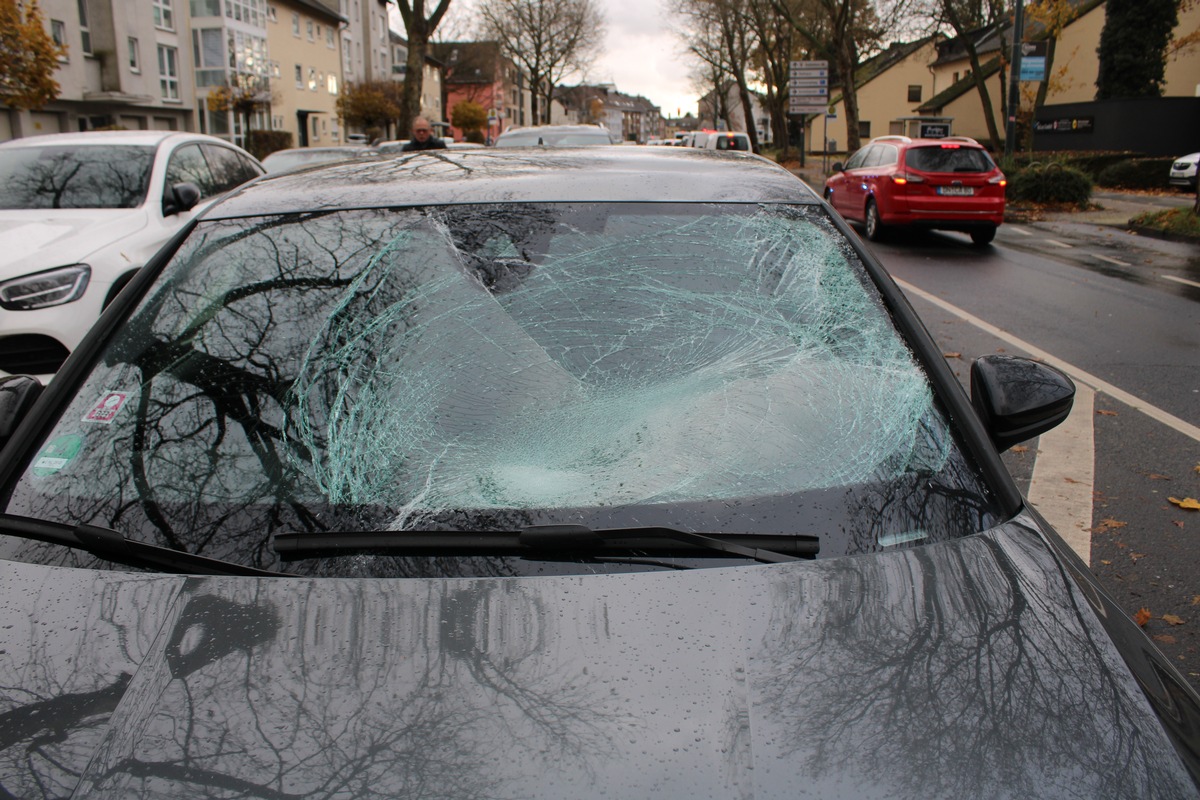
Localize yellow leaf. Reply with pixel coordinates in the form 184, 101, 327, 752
1162, 614, 1186, 626
1134, 608, 1153, 627
1167, 497, 1200, 510
943, 351, 962, 359
1096, 409, 1118, 417
1154, 634, 1177, 645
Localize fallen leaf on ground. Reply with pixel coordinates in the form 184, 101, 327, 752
1100, 559, 1112, 565
1134, 608, 1153, 627
1148, 473, 1171, 481
1163, 614, 1186, 626
943, 351, 961, 359
1011, 445, 1030, 453
1096, 409, 1119, 417
1063, 477, 1082, 484
1192, 596, 1200, 606
1168, 497, 1200, 510
1093, 517, 1128, 533
1154, 634, 1178, 645
1174, 520, 1185, 528
1130, 552, 1147, 563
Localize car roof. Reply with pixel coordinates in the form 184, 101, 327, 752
869, 135, 987, 149
0, 130, 236, 149
497, 124, 609, 136
207, 148, 821, 219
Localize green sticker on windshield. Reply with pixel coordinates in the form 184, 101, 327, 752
31, 434, 84, 477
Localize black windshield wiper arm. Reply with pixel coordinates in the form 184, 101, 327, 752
0, 512, 286, 576
273, 524, 819, 564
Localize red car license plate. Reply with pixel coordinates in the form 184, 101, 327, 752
937, 186, 975, 196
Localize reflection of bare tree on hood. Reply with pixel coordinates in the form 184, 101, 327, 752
753, 526, 1195, 798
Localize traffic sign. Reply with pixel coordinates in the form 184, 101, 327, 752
788, 78, 828, 89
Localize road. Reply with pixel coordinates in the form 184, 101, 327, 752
862, 215, 1200, 692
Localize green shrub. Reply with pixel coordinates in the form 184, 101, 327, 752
246, 130, 292, 160
1096, 158, 1174, 190
1007, 162, 1093, 206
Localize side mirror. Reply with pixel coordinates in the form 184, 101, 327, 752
971, 355, 1075, 451
831, 161, 845, 172
162, 182, 202, 217
0, 374, 45, 450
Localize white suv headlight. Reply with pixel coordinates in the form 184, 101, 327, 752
0, 265, 92, 310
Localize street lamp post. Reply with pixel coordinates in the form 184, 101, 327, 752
1004, 0, 1025, 159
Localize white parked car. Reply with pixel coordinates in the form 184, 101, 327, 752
1168, 151, 1198, 191
0, 131, 264, 378
703, 131, 753, 152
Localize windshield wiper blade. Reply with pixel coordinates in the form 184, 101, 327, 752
0, 512, 286, 576
273, 524, 819, 564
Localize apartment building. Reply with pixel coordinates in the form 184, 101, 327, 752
267, 0, 345, 147
434, 41, 533, 142
337, 0, 390, 85
2, 0, 194, 141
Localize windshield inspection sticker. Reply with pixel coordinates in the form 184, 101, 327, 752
83, 391, 130, 424
32, 434, 84, 477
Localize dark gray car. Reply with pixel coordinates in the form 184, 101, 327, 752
0, 148, 1197, 798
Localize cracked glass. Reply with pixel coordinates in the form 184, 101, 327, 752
4, 202, 1001, 575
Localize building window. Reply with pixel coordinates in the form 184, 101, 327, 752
858, 121, 871, 140
190, 0, 221, 14
50, 19, 68, 59
267, 4, 276, 21
128, 37, 140, 72
907, 85, 922, 103
158, 45, 180, 101
292, 12, 300, 35
306, 20, 314, 41
225, 0, 263, 26
311, 115, 320, 142
192, 28, 224, 85
154, 0, 175, 29
308, 67, 317, 91
326, 26, 334, 47
77, 0, 92, 55
294, 64, 303, 87
327, 74, 338, 94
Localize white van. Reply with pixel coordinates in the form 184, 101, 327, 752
704, 132, 752, 152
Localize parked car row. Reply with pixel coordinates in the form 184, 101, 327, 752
1, 136, 1199, 799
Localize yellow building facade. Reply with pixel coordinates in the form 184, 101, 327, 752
266, 0, 344, 147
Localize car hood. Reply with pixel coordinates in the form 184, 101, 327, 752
0, 209, 148, 279
1, 519, 1196, 799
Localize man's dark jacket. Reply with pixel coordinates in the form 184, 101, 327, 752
402, 137, 447, 151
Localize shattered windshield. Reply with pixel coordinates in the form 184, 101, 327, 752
3, 202, 1000, 576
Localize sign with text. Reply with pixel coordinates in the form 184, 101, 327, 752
1033, 116, 1094, 134
788, 60, 829, 115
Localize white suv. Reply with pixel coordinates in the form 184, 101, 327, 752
0, 131, 264, 378
1168, 152, 1198, 191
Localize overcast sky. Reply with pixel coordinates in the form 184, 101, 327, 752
404, 0, 700, 118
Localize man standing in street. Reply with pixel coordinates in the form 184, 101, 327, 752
401, 117, 447, 151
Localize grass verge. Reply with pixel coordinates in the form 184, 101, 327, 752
1129, 207, 1200, 241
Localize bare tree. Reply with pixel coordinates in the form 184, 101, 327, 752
396, 0, 456, 128
768, 0, 888, 153
672, 0, 752, 140
920, 0, 1008, 146
478, 0, 605, 125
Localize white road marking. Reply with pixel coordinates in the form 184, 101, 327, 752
1027, 385, 1095, 562
1094, 254, 1130, 267
1163, 274, 1200, 289
1007, 226, 1034, 236
1045, 239, 1073, 248
894, 277, 1200, 444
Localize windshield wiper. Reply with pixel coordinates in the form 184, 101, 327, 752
0, 512, 287, 576
274, 524, 819, 564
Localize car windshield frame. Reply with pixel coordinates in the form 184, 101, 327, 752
1, 200, 1003, 576
0, 144, 158, 210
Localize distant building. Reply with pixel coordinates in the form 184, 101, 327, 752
554, 85, 662, 143
2, 0, 197, 140
266, 0, 345, 147
434, 41, 532, 142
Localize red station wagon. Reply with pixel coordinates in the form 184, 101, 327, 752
824, 135, 1007, 245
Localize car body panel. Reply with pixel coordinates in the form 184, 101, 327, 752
1, 519, 1196, 798
216, 149, 817, 219
1, 148, 1197, 798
